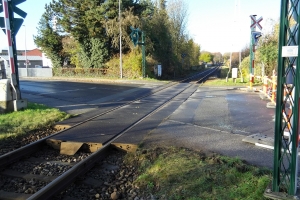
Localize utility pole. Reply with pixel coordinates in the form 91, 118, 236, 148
23, 24, 28, 76
119, 0, 122, 78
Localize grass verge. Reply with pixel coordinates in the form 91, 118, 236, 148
125, 147, 271, 200
203, 66, 263, 87
0, 102, 71, 140
204, 77, 263, 87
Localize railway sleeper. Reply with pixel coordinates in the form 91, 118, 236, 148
46, 139, 103, 155
46, 139, 138, 155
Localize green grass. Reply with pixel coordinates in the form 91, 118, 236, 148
126, 147, 271, 200
204, 66, 263, 87
204, 77, 263, 87
0, 102, 71, 139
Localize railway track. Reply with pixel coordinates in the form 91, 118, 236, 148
0, 66, 219, 200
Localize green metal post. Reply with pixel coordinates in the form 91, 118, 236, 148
142, 31, 146, 78
271, 0, 300, 196
249, 16, 255, 89
290, 55, 300, 195
272, 0, 287, 193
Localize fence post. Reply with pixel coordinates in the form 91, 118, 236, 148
272, 70, 276, 102
263, 76, 268, 94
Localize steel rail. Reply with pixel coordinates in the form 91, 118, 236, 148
197, 65, 220, 84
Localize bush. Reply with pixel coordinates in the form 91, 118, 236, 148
53, 67, 109, 78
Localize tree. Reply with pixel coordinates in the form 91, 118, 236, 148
103, 0, 154, 53
34, 3, 64, 68
143, 0, 173, 76
35, 0, 201, 78
256, 23, 279, 76
199, 52, 212, 63
104, 7, 140, 52
231, 52, 240, 68
240, 56, 250, 78
186, 39, 200, 67
211, 52, 222, 64
50, 0, 109, 68
62, 36, 80, 67
241, 45, 250, 60
167, 0, 189, 63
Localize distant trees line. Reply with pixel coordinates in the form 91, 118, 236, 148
199, 19, 278, 80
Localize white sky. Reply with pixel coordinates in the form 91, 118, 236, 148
0, 0, 281, 54
186, 0, 281, 53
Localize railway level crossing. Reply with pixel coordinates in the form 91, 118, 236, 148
1, 0, 300, 198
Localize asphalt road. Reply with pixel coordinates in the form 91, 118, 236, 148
20, 78, 165, 115
108, 84, 277, 169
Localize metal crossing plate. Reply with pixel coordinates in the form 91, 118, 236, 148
242, 133, 274, 148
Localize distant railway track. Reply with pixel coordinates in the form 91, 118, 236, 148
0, 66, 220, 199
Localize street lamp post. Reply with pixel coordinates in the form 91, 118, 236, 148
119, 0, 123, 79
23, 25, 28, 76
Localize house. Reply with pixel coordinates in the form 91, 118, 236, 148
22, 48, 42, 57
0, 55, 43, 68
1, 49, 43, 68
0, 48, 52, 78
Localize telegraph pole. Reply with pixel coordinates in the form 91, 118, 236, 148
119, 0, 122, 78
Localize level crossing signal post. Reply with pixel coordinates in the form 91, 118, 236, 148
264, 0, 300, 198
249, 15, 262, 89
0, 0, 27, 112
130, 26, 146, 78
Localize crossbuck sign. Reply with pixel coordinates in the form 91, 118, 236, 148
250, 15, 263, 30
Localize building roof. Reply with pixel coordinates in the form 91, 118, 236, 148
0, 55, 42, 61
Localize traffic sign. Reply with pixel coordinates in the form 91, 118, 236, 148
130, 26, 140, 46
0, 0, 27, 18
12, 0, 27, 18
252, 31, 262, 45
0, 17, 23, 34
0, 0, 26, 35
250, 15, 263, 30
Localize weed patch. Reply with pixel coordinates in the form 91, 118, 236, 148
125, 147, 271, 200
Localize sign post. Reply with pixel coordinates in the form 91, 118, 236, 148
0, 0, 27, 111
130, 26, 146, 78
232, 67, 238, 83
249, 15, 263, 89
